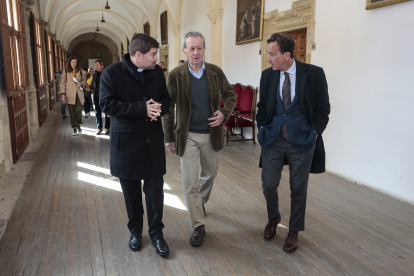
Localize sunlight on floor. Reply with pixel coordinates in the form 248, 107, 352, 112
78, 126, 110, 139
78, 162, 111, 174
77, 169, 187, 210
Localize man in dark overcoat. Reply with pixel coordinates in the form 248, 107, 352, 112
99, 33, 171, 257
256, 33, 330, 253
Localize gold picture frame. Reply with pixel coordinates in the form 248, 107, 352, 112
366, 0, 412, 10
236, 0, 264, 45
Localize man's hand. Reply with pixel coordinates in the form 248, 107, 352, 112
146, 98, 162, 121
61, 94, 66, 103
165, 142, 175, 154
208, 110, 225, 127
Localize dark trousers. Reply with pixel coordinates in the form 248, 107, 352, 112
95, 96, 110, 129
67, 94, 83, 128
261, 133, 315, 232
119, 176, 165, 240
84, 91, 92, 114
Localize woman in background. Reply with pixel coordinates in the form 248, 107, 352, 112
60, 56, 86, 136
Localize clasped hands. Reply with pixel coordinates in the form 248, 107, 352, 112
147, 98, 162, 121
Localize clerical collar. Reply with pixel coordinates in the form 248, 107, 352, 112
137, 68, 144, 72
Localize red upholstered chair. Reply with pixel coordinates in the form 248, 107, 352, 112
223, 85, 258, 145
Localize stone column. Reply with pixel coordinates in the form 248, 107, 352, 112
207, 9, 223, 67
172, 26, 181, 66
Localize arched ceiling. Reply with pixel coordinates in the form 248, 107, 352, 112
40, 0, 220, 50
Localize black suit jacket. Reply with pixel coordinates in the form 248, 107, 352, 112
256, 59, 330, 173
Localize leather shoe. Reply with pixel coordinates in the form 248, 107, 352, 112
264, 215, 281, 240
283, 232, 298, 253
190, 225, 205, 246
129, 234, 142, 252
152, 239, 169, 257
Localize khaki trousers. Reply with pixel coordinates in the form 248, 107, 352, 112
181, 132, 219, 228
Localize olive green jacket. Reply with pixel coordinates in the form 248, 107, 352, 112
163, 61, 237, 157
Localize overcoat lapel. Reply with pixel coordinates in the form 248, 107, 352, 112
267, 69, 280, 118
180, 66, 191, 104
295, 60, 308, 113
204, 65, 217, 112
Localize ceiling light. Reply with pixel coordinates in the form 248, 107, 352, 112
96, 23, 100, 32
105, 1, 110, 9
101, 11, 105, 23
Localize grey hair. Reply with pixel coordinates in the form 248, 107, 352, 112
182, 31, 206, 49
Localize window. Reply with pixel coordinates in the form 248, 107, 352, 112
2, 0, 26, 92
45, 33, 54, 81
32, 17, 46, 85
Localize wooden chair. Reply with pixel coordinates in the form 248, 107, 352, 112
224, 85, 258, 145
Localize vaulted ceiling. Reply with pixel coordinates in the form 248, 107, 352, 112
39, 0, 221, 52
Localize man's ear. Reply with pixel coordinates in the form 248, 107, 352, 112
182, 48, 186, 55
135, 51, 142, 59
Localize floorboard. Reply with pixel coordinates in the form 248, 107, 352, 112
0, 109, 413, 275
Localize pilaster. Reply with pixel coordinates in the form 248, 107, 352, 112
207, 9, 223, 67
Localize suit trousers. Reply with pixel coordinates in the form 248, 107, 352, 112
95, 95, 110, 129
261, 133, 315, 232
181, 132, 219, 228
67, 94, 83, 128
119, 175, 164, 241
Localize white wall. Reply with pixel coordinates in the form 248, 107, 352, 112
180, 0, 211, 62
312, 0, 414, 203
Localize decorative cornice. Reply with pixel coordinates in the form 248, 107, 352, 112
172, 27, 181, 37
207, 9, 223, 24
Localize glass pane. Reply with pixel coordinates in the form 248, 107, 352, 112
5, 0, 12, 26
9, 36, 16, 89
15, 37, 21, 86
11, 0, 18, 31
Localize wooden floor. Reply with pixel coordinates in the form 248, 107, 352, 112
0, 109, 413, 276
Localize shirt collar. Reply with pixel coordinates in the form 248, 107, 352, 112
281, 59, 296, 76
188, 61, 205, 75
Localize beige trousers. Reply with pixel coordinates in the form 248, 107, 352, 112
181, 132, 219, 229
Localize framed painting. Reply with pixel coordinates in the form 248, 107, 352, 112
366, 0, 412, 10
143, 22, 150, 36
160, 11, 168, 45
236, 0, 264, 45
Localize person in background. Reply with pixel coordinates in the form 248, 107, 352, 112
159, 61, 169, 80
87, 59, 110, 135
84, 68, 94, 117
178, 60, 185, 66
60, 56, 86, 136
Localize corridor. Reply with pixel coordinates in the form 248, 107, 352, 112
0, 106, 413, 275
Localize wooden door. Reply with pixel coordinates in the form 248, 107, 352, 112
286, 28, 307, 62
0, 0, 30, 163
30, 12, 47, 127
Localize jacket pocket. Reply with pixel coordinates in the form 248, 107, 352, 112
113, 125, 132, 150
300, 123, 311, 132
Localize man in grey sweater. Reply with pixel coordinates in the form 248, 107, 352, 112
163, 31, 236, 247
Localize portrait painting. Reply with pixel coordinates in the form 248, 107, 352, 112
160, 11, 168, 45
366, 0, 411, 10
236, 0, 264, 45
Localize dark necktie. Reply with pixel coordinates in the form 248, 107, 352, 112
281, 72, 291, 141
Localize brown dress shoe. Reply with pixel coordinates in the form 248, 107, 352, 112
190, 225, 205, 246
283, 232, 298, 253
264, 216, 281, 239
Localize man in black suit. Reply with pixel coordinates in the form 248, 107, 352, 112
256, 33, 330, 253
99, 33, 171, 257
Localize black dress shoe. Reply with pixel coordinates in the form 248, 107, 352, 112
129, 234, 142, 252
152, 239, 169, 257
190, 225, 205, 246
264, 215, 281, 240
283, 232, 298, 253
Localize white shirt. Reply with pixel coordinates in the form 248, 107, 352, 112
188, 62, 205, 79
279, 59, 296, 102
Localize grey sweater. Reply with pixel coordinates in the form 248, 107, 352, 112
189, 72, 211, 134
